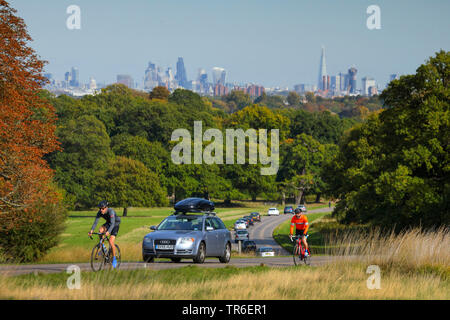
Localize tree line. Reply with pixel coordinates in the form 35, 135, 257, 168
43, 85, 357, 212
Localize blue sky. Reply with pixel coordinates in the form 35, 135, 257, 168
9, 0, 450, 88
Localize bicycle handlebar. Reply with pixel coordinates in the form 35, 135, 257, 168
89, 232, 108, 240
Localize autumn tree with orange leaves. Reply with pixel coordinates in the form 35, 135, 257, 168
0, 0, 66, 262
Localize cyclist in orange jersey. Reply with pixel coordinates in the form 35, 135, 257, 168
289, 207, 310, 256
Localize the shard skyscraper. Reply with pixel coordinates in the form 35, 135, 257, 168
317, 46, 327, 91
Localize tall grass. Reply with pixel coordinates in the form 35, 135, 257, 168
1, 264, 448, 300
324, 226, 450, 273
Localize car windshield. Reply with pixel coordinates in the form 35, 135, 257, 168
158, 216, 203, 231
259, 247, 273, 252
269, 208, 276, 210
236, 230, 248, 234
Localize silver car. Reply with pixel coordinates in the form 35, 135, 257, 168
234, 229, 249, 243
142, 213, 232, 264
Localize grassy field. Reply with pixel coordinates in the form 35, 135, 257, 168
1, 262, 448, 299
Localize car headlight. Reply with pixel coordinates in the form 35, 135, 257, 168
178, 237, 195, 245
143, 237, 152, 244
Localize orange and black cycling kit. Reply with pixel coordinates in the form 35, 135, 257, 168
290, 214, 309, 236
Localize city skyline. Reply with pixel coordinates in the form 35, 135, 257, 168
10, 0, 449, 88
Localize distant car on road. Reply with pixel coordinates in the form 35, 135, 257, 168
297, 204, 307, 212
256, 247, 275, 257
142, 198, 231, 264
242, 240, 257, 253
234, 219, 247, 230
243, 216, 254, 226
284, 206, 294, 214
267, 208, 280, 216
235, 230, 250, 243
250, 212, 261, 222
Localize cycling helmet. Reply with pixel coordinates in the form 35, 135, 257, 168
294, 208, 301, 214
98, 200, 109, 208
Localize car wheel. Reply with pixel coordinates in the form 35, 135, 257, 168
143, 255, 154, 263
171, 258, 181, 263
219, 242, 231, 263
193, 242, 206, 264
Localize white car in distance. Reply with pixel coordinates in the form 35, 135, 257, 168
257, 247, 275, 257
234, 219, 247, 230
267, 208, 280, 216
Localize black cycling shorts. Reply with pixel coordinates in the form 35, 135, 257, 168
102, 223, 120, 236
295, 229, 308, 238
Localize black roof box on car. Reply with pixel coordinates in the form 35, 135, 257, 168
174, 197, 215, 214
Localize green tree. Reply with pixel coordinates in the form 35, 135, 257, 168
277, 134, 325, 205
47, 115, 113, 209
324, 51, 450, 229
111, 134, 168, 175
287, 91, 301, 107
290, 109, 355, 144
95, 157, 168, 215
149, 86, 170, 100
224, 90, 252, 111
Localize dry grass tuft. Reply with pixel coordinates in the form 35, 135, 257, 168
324, 227, 450, 273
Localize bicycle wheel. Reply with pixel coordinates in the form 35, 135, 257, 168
90, 244, 105, 272
292, 243, 302, 266
108, 244, 121, 269
303, 248, 311, 266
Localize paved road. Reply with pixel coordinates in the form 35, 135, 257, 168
0, 206, 334, 276
232, 213, 292, 255
232, 206, 334, 255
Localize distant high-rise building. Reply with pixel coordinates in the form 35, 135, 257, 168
89, 77, 97, 90
117, 74, 134, 89
390, 74, 399, 82
144, 62, 159, 90
212, 67, 226, 86
348, 67, 358, 94
338, 72, 346, 91
214, 83, 228, 96
233, 84, 265, 97
175, 57, 188, 88
70, 67, 79, 87
166, 67, 174, 82
362, 77, 376, 96
294, 84, 305, 93
368, 86, 378, 96
197, 68, 208, 94
317, 46, 327, 91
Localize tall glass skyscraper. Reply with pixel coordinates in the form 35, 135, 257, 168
70, 67, 79, 87
212, 67, 226, 85
175, 57, 188, 88
348, 67, 358, 94
317, 46, 327, 91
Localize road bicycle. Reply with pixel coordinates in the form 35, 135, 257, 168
290, 234, 311, 266
89, 232, 121, 271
